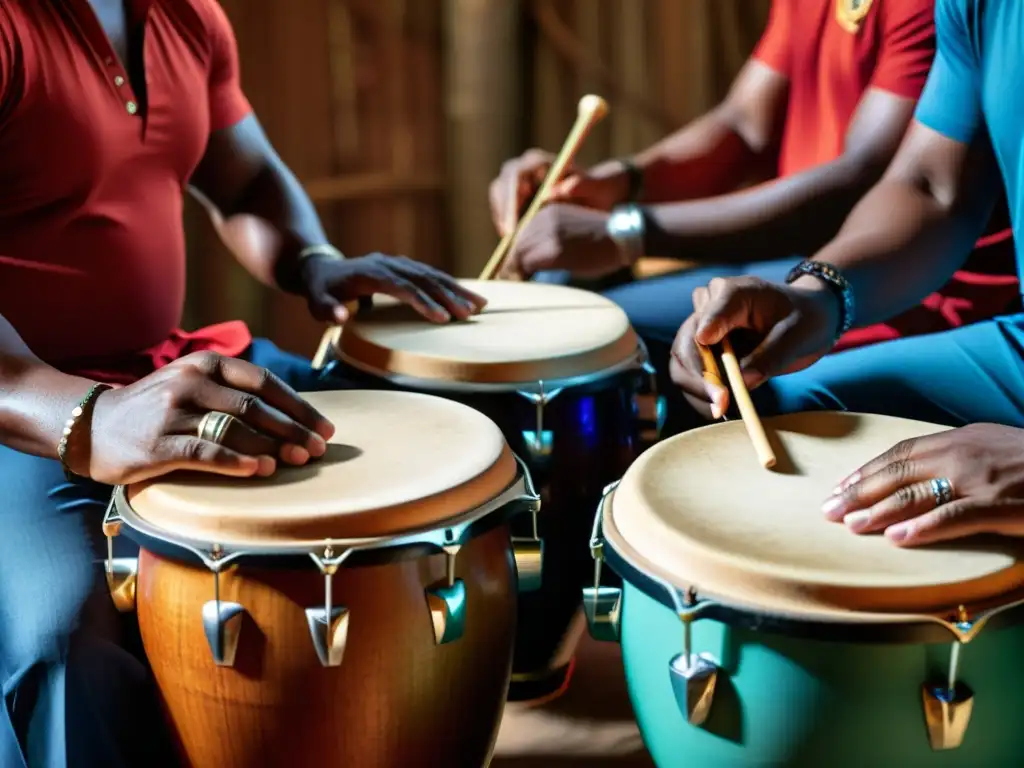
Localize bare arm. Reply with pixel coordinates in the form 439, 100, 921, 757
188, 115, 330, 293
0, 313, 96, 458
641, 87, 918, 263
794, 121, 1000, 327
599, 61, 788, 203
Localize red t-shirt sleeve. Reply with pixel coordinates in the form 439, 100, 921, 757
203, 0, 253, 132
752, 0, 794, 76
870, 0, 936, 99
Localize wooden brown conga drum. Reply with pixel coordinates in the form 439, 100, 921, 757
318, 280, 661, 701
101, 390, 540, 768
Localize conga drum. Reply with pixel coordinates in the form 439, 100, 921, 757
318, 280, 660, 701
584, 412, 1024, 767
101, 390, 540, 768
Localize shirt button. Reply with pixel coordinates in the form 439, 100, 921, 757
114, 75, 125, 87
126, 101, 138, 115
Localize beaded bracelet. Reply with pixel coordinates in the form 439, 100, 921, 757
57, 383, 112, 482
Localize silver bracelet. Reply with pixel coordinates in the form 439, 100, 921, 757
606, 204, 646, 267
297, 244, 345, 263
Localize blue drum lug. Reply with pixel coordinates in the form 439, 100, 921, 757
425, 545, 468, 644
668, 652, 719, 727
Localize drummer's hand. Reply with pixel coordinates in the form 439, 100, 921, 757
502, 204, 621, 280
668, 276, 839, 419
824, 423, 1024, 547
301, 253, 487, 324
489, 149, 627, 236
83, 352, 336, 485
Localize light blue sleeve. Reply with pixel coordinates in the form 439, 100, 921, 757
914, 0, 983, 144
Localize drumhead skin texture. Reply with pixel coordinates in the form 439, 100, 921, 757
611, 411, 1024, 618
127, 390, 517, 545
337, 279, 640, 385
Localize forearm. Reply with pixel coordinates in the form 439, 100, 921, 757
206, 157, 331, 293
641, 154, 880, 262
626, 108, 765, 203
0, 314, 95, 458
795, 178, 985, 327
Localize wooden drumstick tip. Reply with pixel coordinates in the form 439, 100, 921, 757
719, 338, 777, 470
577, 94, 609, 121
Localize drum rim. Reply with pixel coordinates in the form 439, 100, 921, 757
335, 281, 646, 393
336, 340, 648, 394
108, 455, 540, 570
599, 486, 1024, 645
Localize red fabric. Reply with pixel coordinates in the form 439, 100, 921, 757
754, 0, 1018, 352
0, 0, 253, 384
756, 0, 935, 178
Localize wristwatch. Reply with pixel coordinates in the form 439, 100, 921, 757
617, 158, 645, 203
785, 260, 856, 340
606, 204, 646, 267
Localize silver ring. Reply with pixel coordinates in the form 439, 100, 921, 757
929, 477, 954, 508
197, 411, 233, 445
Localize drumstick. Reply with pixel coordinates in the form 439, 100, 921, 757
478, 94, 610, 281
719, 338, 777, 470
696, 344, 725, 393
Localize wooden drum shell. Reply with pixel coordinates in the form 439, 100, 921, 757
137, 524, 517, 768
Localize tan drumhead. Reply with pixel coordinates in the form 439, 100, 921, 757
126, 390, 517, 546
609, 412, 1024, 619
337, 280, 639, 385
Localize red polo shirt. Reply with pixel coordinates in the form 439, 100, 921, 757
755, 0, 1019, 350
0, 0, 253, 385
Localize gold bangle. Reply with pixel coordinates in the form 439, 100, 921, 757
58, 383, 112, 481
297, 244, 345, 263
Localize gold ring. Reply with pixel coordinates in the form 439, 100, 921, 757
197, 411, 233, 445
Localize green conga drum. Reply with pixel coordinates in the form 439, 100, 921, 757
584, 412, 1024, 767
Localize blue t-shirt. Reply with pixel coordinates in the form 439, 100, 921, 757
915, 0, 1022, 280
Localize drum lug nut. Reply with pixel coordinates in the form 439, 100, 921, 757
426, 546, 467, 645
668, 652, 719, 727
202, 600, 246, 667
102, 500, 138, 613
105, 557, 138, 614
582, 586, 621, 642
305, 606, 350, 668
922, 681, 974, 750
426, 580, 467, 645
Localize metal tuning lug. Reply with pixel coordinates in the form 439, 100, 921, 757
517, 384, 562, 463
669, 652, 719, 727
922, 614, 974, 751
633, 354, 666, 444
102, 498, 138, 613
201, 550, 245, 667
512, 505, 544, 593
582, 482, 621, 642
582, 586, 621, 643
668, 589, 718, 726
425, 544, 467, 645
307, 546, 350, 668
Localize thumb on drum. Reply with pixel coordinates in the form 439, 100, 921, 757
308, 293, 350, 324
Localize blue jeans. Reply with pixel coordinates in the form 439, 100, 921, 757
0, 340, 339, 768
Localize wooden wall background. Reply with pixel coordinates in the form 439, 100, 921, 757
183, 0, 770, 358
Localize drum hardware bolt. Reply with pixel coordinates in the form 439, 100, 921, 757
922, 605, 975, 751
582, 483, 622, 642
102, 496, 138, 614
512, 507, 544, 594
425, 545, 467, 645
201, 559, 246, 668
517, 384, 563, 460
306, 546, 350, 668
668, 589, 718, 727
